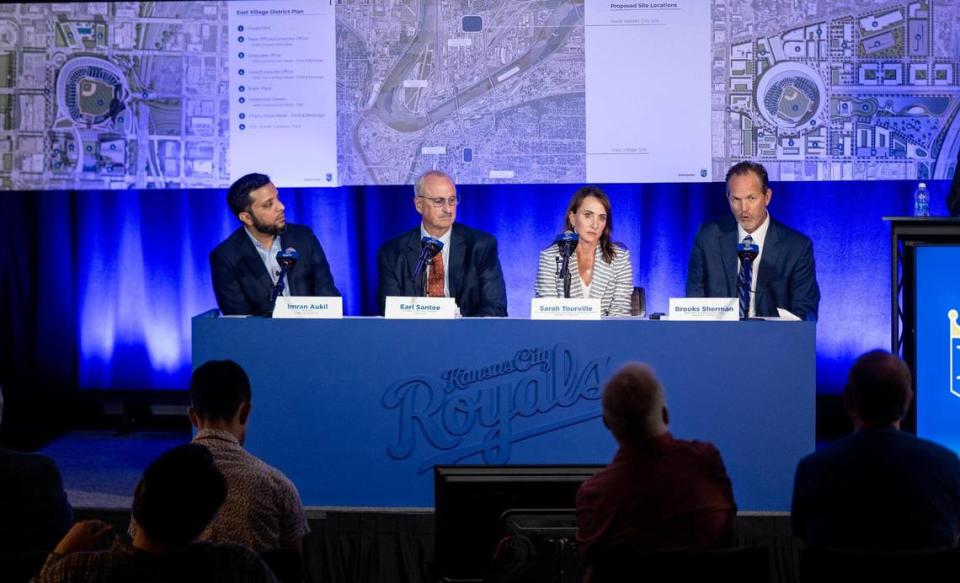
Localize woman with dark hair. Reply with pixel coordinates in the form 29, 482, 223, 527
534, 186, 633, 316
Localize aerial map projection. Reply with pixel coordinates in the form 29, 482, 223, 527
0, 1, 958, 189
335, 0, 585, 185
712, 0, 960, 181
0, 2, 229, 190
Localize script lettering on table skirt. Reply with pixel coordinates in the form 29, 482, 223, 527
381, 343, 611, 473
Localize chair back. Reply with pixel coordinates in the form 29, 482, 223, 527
591, 546, 771, 583
0, 550, 49, 583
801, 546, 960, 583
630, 287, 646, 317
260, 548, 304, 583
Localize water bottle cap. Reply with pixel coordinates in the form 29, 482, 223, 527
919, 182, 927, 188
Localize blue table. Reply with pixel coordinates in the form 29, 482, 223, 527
192, 316, 815, 510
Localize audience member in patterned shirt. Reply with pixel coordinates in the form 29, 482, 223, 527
184, 359, 308, 554
35, 443, 276, 582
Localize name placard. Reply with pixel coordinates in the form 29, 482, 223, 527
530, 298, 603, 320
273, 296, 343, 319
384, 296, 458, 319
668, 298, 739, 321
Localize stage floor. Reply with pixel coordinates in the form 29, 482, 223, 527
40, 430, 190, 509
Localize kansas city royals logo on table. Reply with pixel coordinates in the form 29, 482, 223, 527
950, 310, 960, 398
382, 343, 610, 473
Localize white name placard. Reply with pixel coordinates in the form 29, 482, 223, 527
384, 296, 458, 319
668, 297, 739, 321
273, 296, 343, 319
530, 298, 603, 320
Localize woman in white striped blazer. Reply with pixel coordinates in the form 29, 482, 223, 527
534, 186, 634, 316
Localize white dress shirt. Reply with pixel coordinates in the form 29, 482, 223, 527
737, 213, 770, 317
244, 227, 289, 297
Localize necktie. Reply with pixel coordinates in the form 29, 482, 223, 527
428, 251, 445, 297
738, 235, 754, 319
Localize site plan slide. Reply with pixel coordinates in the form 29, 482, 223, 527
711, 0, 960, 181
1, 1, 958, 189
585, 1, 712, 183
228, 1, 336, 187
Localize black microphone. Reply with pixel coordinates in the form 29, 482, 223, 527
556, 230, 578, 258
277, 247, 299, 271
736, 240, 759, 263
413, 236, 444, 296
555, 231, 579, 299
271, 247, 300, 302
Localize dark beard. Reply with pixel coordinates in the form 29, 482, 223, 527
250, 214, 284, 236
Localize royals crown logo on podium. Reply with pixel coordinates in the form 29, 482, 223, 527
950, 310, 960, 399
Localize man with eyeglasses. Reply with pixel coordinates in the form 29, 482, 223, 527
211, 172, 340, 316
377, 170, 507, 316
685, 161, 820, 320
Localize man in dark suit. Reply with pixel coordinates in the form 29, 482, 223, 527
685, 161, 820, 320
210, 173, 340, 316
792, 350, 960, 549
0, 385, 74, 554
377, 170, 507, 317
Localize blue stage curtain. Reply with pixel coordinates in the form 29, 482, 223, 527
0, 180, 950, 394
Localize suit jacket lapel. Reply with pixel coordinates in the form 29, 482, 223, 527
449, 225, 466, 299
588, 246, 610, 299
404, 230, 422, 292
279, 230, 294, 295
757, 220, 782, 304
719, 221, 739, 296
565, 252, 583, 298
237, 229, 274, 300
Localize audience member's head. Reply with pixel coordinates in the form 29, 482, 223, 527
843, 350, 913, 429
0, 384, 4, 426
602, 363, 669, 445
132, 444, 227, 548
189, 360, 252, 441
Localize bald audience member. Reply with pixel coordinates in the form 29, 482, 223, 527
792, 350, 960, 549
576, 364, 736, 568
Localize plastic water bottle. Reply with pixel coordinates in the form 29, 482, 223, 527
914, 182, 930, 217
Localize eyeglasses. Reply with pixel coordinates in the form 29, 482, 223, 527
418, 195, 460, 208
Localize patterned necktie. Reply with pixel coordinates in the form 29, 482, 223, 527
427, 251, 445, 297
738, 235, 754, 319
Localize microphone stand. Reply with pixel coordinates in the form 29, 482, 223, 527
419, 259, 429, 297
414, 246, 431, 297
271, 265, 288, 303
413, 236, 444, 297
554, 232, 578, 299
737, 258, 750, 320
558, 255, 572, 299
736, 244, 758, 320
